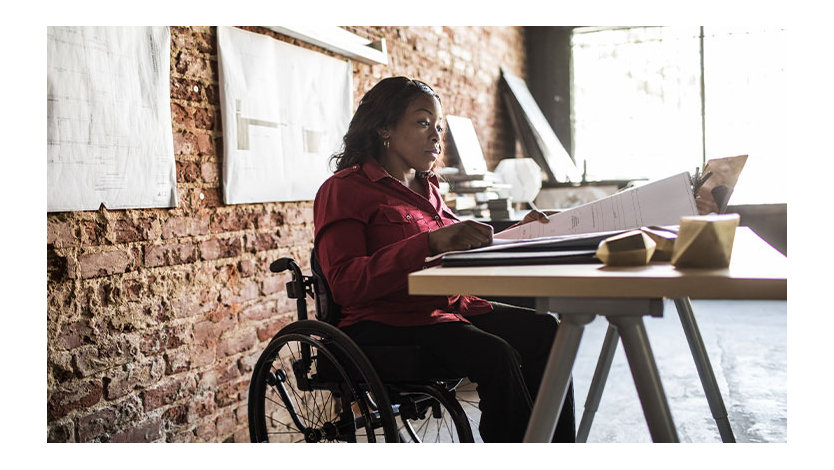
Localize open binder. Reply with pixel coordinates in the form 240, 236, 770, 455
438, 229, 621, 267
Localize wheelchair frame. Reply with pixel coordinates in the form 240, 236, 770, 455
247, 254, 477, 443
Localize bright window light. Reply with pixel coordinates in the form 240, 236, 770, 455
571, 26, 786, 204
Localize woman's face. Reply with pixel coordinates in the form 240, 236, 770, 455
381, 94, 444, 175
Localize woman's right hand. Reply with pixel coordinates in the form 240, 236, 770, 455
427, 220, 494, 255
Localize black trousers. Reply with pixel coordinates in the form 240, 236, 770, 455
341, 302, 576, 443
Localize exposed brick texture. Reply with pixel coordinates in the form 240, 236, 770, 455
46, 25, 526, 442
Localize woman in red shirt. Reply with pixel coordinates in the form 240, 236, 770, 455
314, 76, 575, 442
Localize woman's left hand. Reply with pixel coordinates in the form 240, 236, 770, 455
518, 209, 558, 226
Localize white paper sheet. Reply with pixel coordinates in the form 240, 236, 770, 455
446, 115, 487, 175
217, 27, 353, 204
47, 26, 177, 212
495, 172, 697, 240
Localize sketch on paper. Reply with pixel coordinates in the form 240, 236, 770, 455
217, 26, 353, 204
47, 26, 177, 212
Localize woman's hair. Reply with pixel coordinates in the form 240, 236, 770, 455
331, 77, 440, 172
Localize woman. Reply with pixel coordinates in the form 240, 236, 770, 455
313, 76, 575, 442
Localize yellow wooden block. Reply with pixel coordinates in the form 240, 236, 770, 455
642, 227, 678, 261
672, 213, 740, 268
596, 230, 656, 266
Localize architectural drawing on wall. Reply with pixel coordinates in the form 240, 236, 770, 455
47, 26, 177, 212
235, 100, 282, 151
217, 26, 353, 204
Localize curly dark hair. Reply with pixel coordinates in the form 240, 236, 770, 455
331, 77, 440, 172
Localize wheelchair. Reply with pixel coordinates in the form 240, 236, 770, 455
248, 252, 479, 443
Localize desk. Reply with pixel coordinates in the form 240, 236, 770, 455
409, 227, 787, 442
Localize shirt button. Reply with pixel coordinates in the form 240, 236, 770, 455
434, 215, 441, 221
405, 214, 412, 220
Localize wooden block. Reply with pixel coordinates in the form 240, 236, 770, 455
672, 214, 740, 268
596, 230, 656, 266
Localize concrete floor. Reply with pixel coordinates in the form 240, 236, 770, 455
458, 299, 787, 443
572, 299, 787, 443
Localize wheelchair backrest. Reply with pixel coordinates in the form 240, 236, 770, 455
310, 251, 342, 326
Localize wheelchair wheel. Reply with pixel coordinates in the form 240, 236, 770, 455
392, 381, 476, 443
453, 379, 483, 442
248, 320, 399, 443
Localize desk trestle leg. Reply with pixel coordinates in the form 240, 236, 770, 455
524, 313, 596, 443
607, 315, 680, 443
674, 297, 736, 443
576, 324, 619, 442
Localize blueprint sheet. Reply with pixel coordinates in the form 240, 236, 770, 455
47, 26, 177, 212
217, 26, 353, 204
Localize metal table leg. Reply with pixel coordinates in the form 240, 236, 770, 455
607, 314, 679, 442
674, 297, 736, 443
524, 313, 596, 443
576, 324, 619, 442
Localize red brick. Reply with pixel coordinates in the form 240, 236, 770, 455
171, 77, 204, 102
103, 357, 165, 400
200, 237, 242, 261
215, 410, 237, 437
190, 345, 217, 369
47, 419, 75, 442
245, 232, 279, 253
217, 330, 257, 358
163, 404, 190, 426
201, 161, 219, 183
47, 217, 79, 247
216, 380, 247, 408
215, 361, 241, 385
190, 393, 216, 419
192, 107, 217, 131
195, 421, 217, 442
261, 275, 284, 295
113, 218, 155, 243
255, 210, 285, 229
76, 249, 135, 279
76, 407, 117, 442
73, 335, 139, 377
210, 211, 257, 233
177, 160, 201, 183
237, 258, 255, 277
111, 418, 163, 443
145, 242, 198, 267
196, 133, 214, 155
256, 318, 291, 342
80, 219, 107, 245
55, 319, 95, 350
48, 379, 103, 420
142, 375, 196, 411
239, 302, 273, 322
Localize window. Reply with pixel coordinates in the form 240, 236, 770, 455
571, 26, 786, 204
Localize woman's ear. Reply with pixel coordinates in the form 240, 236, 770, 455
377, 127, 390, 140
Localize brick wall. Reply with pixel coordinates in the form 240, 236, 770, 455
46, 26, 526, 442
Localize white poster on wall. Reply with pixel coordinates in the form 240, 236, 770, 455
47, 26, 178, 212
217, 26, 353, 204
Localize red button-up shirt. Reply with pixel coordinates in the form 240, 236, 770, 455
313, 158, 493, 328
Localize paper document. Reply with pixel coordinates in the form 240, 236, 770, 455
495, 172, 697, 240
217, 26, 352, 204
47, 26, 177, 212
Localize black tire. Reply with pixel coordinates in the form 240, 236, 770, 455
392, 381, 477, 443
248, 320, 399, 443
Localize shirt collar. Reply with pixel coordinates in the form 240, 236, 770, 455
361, 158, 439, 185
